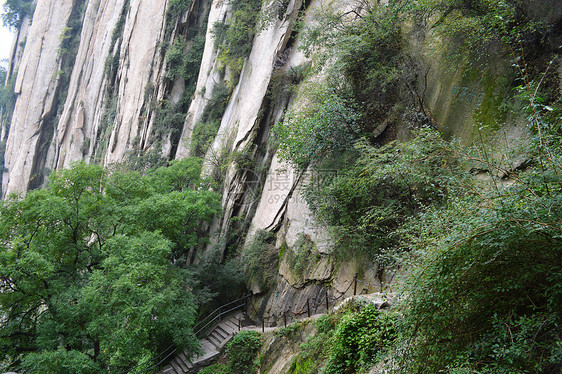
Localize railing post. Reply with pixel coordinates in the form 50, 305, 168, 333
262, 319, 265, 333
283, 313, 287, 328
353, 273, 358, 296
218, 306, 222, 320
307, 299, 310, 318
238, 318, 241, 332
325, 293, 329, 312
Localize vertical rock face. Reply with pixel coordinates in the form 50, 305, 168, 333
174, 0, 229, 159
2, 0, 203, 198
0, 0, 386, 315
4, 0, 557, 322
204, 0, 305, 237
53, 0, 128, 169
2, 0, 75, 196
103, 0, 169, 165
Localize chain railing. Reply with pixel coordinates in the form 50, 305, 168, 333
249, 273, 384, 331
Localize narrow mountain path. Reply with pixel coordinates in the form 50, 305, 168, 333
159, 293, 391, 373
159, 312, 245, 374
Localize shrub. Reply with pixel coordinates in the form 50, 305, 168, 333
190, 84, 231, 157
323, 305, 397, 374
300, 1, 409, 132
399, 169, 562, 373
166, 36, 187, 80
273, 84, 361, 169
225, 330, 261, 373
388, 80, 562, 372
212, 0, 262, 85
285, 303, 397, 374
305, 128, 460, 264
166, 35, 205, 83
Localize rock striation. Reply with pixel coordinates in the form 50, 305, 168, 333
2, 0, 561, 324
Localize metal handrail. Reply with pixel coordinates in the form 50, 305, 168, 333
126, 273, 377, 373
193, 294, 251, 338
124, 293, 252, 373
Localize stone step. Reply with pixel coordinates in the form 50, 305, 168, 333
177, 352, 192, 370
216, 325, 233, 340
200, 339, 216, 351
223, 318, 239, 331
170, 361, 183, 374
207, 333, 222, 349
212, 326, 227, 340
175, 355, 189, 373
209, 331, 223, 344
160, 365, 176, 374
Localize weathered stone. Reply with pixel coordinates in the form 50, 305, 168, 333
103, 0, 169, 165
175, 0, 229, 159
2, 0, 75, 196
54, 0, 128, 169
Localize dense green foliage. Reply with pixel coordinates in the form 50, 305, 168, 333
273, 0, 562, 373
297, 1, 412, 138
166, 35, 206, 83
284, 302, 397, 374
199, 330, 261, 374
225, 330, 261, 373
1, 0, 33, 29
282, 120, 562, 373
305, 129, 457, 264
399, 181, 562, 372
213, 0, 262, 86
393, 87, 562, 373
190, 83, 231, 157
274, 84, 362, 169
323, 304, 397, 374
0, 160, 221, 373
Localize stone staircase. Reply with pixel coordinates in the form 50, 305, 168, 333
159, 312, 244, 374
156, 292, 393, 374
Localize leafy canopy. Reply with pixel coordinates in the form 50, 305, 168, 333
2, 0, 34, 29
0, 159, 221, 373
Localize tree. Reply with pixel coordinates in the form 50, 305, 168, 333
2, 0, 34, 30
0, 161, 221, 373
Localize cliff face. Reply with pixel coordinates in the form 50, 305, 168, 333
2, 0, 561, 321
3, 0, 76, 193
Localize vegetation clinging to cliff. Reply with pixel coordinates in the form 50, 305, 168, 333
213, 0, 263, 86
273, 0, 562, 372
